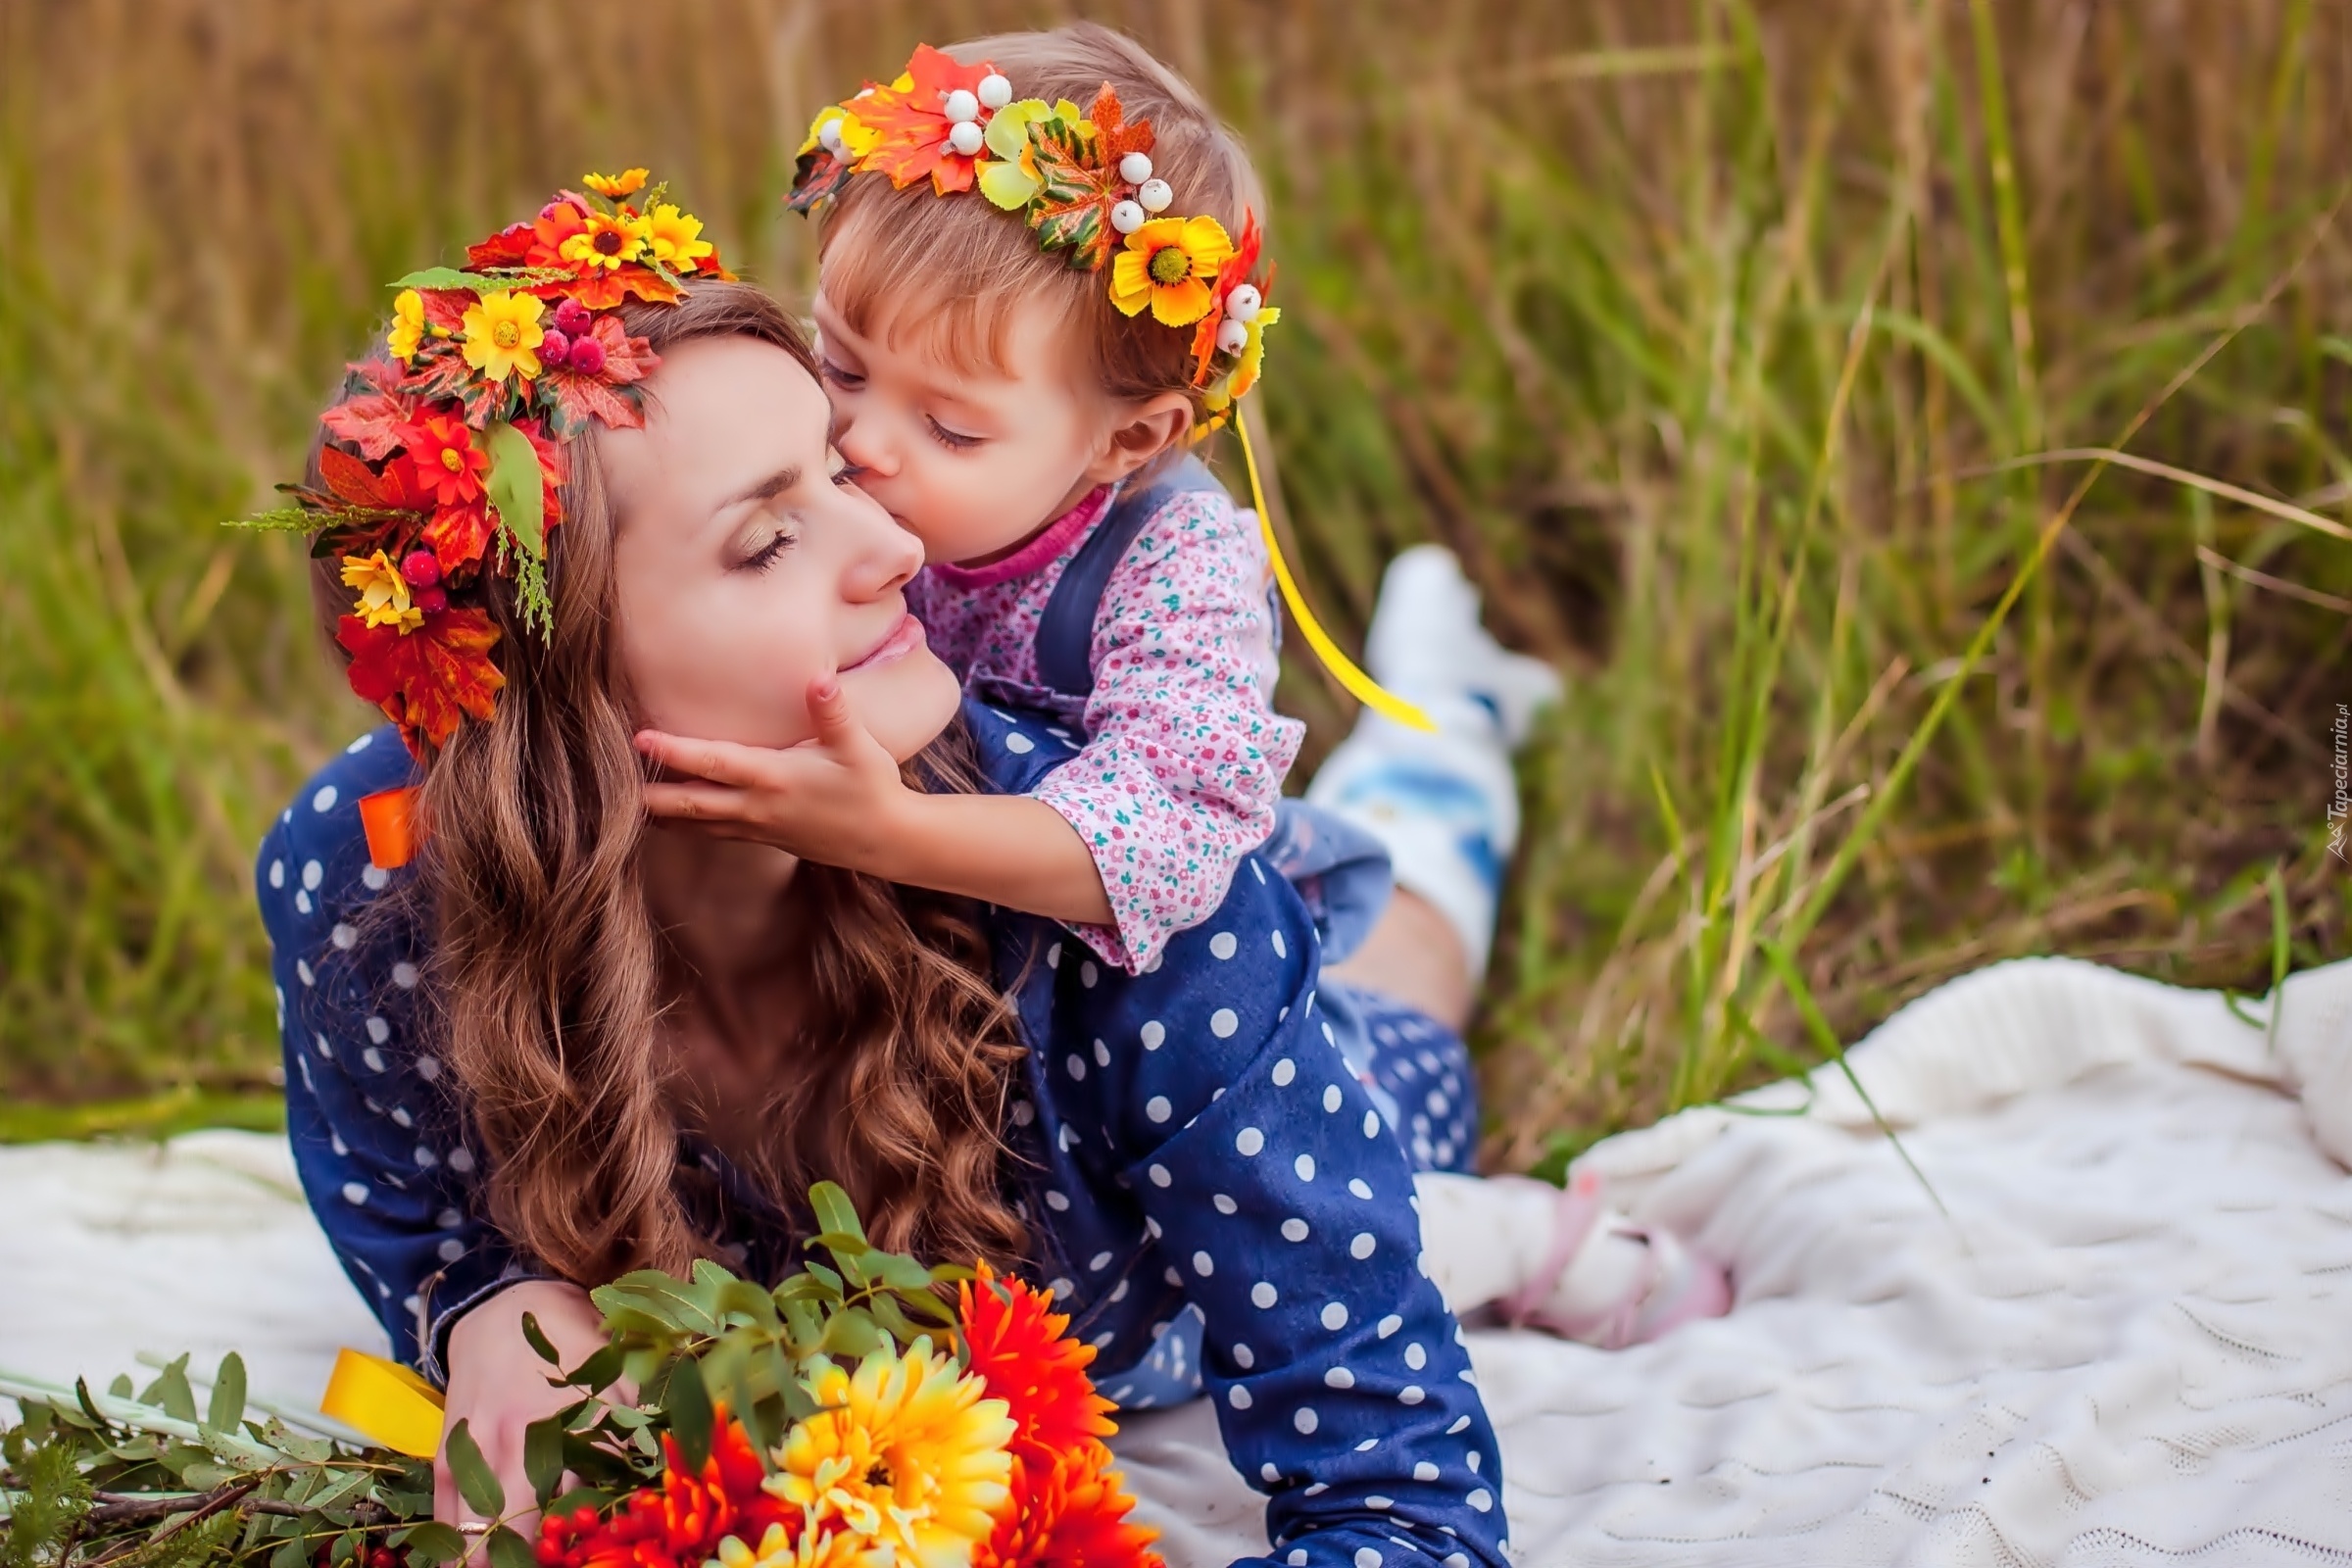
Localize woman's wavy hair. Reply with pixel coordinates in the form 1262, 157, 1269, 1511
313, 282, 1028, 1286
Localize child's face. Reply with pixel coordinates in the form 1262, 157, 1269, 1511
812, 283, 1178, 566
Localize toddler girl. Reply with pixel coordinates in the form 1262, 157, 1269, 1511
638, 24, 1391, 975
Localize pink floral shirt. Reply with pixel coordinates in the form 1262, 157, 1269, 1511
909, 479, 1304, 972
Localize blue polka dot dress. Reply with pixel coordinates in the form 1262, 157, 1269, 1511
260, 703, 1508, 1568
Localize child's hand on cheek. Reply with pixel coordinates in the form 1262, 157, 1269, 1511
636, 678, 913, 874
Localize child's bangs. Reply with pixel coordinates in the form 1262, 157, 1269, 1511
821, 181, 1077, 380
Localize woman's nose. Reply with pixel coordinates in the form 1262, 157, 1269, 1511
848, 501, 925, 598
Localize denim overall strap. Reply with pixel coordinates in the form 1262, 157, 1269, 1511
1032, 454, 1228, 701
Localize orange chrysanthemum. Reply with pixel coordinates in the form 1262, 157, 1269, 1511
974, 1445, 1162, 1568
958, 1267, 1117, 1461
538, 1414, 791, 1568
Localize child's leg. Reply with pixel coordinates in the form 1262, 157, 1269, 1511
1309, 545, 1559, 984
1311, 546, 1730, 1346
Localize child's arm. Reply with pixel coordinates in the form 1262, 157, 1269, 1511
636, 679, 1113, 927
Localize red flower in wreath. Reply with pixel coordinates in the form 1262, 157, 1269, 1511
400, 414, 489, 508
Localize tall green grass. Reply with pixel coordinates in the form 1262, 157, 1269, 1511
3, 1, 2347, 1163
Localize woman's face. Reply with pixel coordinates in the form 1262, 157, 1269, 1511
600, 334, 961, 759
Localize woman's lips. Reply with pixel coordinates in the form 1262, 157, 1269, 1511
841, 612, 924, 674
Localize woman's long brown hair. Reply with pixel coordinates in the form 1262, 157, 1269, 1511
325, 283, 1028, 1285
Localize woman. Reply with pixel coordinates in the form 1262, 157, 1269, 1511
259, 198, 1712, 1566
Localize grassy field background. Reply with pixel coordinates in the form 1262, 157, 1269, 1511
4, 0, 2348, 1165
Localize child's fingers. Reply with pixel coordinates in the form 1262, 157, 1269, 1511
806, 676, 864, 753
634, 729, 773, 786
641, 781, 758, 823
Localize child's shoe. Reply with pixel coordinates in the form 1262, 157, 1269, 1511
1361, 544, 1562, 746
1495, 1167, 1732, 1348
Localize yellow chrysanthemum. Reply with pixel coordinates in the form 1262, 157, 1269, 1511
765, 1343, 1014, 1568
386, 288, 426, 362
341, 551, 421, 633
584, 167, 649, 198
645, 205, 715, 273
709, 1522, 876, 1568
560, 210, 653, 272
460, 290, 546, 382
1108, 216, 1234, 327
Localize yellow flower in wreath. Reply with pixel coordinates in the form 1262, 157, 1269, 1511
766, 1342, 1014, 1568
560, 209, 652, 272
460, 290, 546, 383
340, 551, 421, 633
1109, 215, 1234, 327
583, 167, 649, 198
386, 288, 426, 363
644, 204, 714, 273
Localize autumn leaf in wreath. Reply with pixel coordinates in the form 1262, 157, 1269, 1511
1020, 87, 1156, 273
338, 607, 504, 754
855, 44, 998, 195
321, 362, 425, 460
540, 315, 660, 437
423, 501, 496, 573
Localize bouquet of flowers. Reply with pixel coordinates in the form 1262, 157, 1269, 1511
0, 1186, 1160, 1568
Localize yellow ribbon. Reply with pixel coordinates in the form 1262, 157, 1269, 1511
319, 1348, 446, 1458
1236, 414, 1435, 733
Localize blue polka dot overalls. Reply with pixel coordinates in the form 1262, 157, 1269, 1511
260, 702, 1506, 1568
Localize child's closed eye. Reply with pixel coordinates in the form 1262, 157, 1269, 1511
925, 415, 983, 451
818, 358, 865, 391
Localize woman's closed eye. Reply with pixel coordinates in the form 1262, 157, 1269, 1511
736, 525, 798, 573
925, 414, 982, 451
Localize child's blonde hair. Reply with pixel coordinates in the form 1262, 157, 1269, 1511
820, 23, 1267, 420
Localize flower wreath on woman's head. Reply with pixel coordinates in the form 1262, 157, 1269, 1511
249, 170, 730, 772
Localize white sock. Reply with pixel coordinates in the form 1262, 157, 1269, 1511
1306, 548, 1557, 974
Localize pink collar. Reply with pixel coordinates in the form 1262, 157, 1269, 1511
927, 484, 1113, 592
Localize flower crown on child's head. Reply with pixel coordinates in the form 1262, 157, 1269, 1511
247, 171, 730, 778
785, 44, 1280, 439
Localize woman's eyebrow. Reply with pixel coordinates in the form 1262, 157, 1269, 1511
720, 465, 802, 510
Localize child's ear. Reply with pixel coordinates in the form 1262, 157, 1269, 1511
1086, 392, 1196, 486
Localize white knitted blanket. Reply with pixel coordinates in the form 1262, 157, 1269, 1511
7, 956, 2352, 1567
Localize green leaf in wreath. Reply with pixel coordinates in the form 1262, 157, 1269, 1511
205, 1351, 247, 1435
662, 1358, 714, 1473
108, 1372, 135, 1397
486, 1526, 537, 1568
481, 421, 546, 559
523, 1415, 567, 1507
444, 1418, 506, 1518
402, 1522, 469, 1567
269, 1538, 309, 1568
